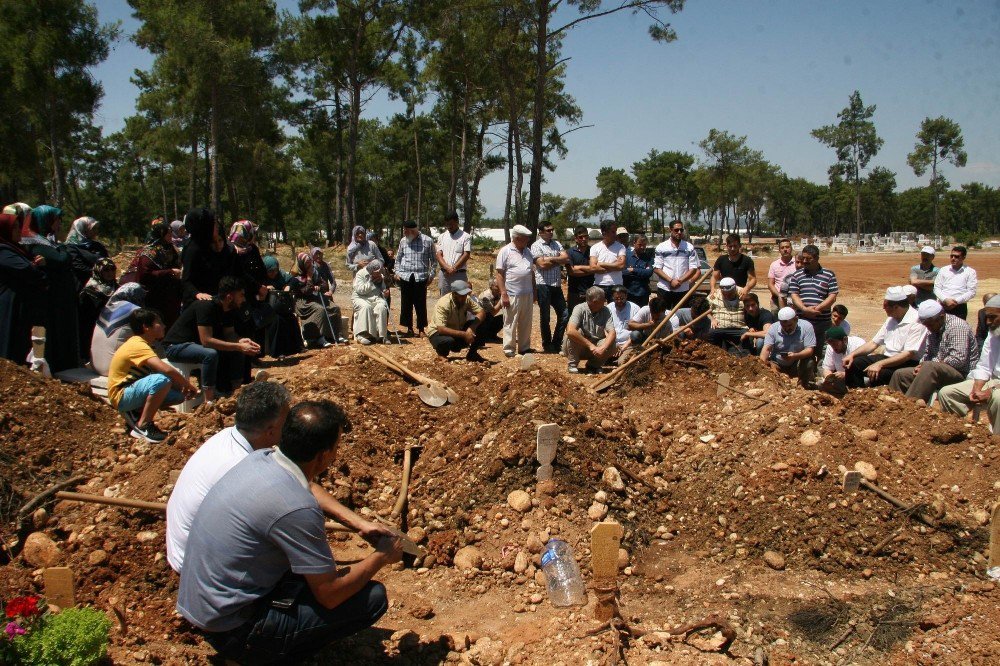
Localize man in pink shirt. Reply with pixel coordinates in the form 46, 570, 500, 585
767, 238, 797, 315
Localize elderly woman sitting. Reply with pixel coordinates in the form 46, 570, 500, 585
351, 259, 390, 345
290, 252, 343, 348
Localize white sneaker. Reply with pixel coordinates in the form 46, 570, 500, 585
358, 337, 373, 346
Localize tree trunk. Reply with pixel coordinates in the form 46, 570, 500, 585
334, 90, 345, 242
513, 119, 525, 240
48, 118, 64, 208
526, 0, 549, 233
209, 83, 222, 214
503, 121, 514, 240
189, 134, 198, 209
466, 119, 489, 234
458, 80, 471, 226
346, 81, 361, 231
931, 152, 939, 237
412, 108, 422, 224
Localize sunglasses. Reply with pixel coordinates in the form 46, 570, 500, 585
950, 254, 962, 258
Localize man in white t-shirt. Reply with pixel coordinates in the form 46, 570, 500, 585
817, 325, 866, 397
844, 286, 928, 388
436, 210, 472, 296
607, 285, 640, 355
495, 225, 536, 357
166, 382, 392, 572
627, 294, 672, 345
589, 220, 626, 301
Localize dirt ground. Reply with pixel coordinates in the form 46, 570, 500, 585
1, 242, 998, 665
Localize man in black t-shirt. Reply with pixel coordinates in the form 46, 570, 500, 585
712, 233, 757, 297
566, 225, 598, 311
163, 277, 261, 402
740, 292, 776, 354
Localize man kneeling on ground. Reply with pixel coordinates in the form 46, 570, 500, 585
107, 308, 198, 443
627, 295, 672, 345
760, 307, 816, 387
564, 286, 617, 374
177, 400, 403, 664
427, 280, 487, 362
817, 326, 865, 397
937, 295, 1000, 432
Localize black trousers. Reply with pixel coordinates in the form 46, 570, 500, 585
398, 275, 428, 330
567, 290, 587, 312
846, 354, 918, 388
945, 302, 968, 320
478, 314, 503, 340
429, 322, 486, 357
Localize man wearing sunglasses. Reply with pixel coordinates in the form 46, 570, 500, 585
531, 223, 570, 353
933, 245, 977, 321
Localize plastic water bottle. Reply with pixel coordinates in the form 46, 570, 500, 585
540, 539, 587, 607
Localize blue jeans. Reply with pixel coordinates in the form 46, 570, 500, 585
117, 374, 184, 413
203, 579, 388, 665
164, 342, 219, 389
536, 284, 568, 349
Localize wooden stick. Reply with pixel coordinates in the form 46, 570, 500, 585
390, 447, 414, 519
640, 269, 710, 348
859, 480, 937, 529
55, 491, 165, 512
17, 475, 88, 522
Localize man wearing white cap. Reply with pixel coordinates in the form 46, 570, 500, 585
427, 280, 487, 361
938, 295, 1000, 433
706, 277, 747, 350
909, 246, 939, 305
760, 307, 816, 386
844, 286, 928, 388
933, 245, 977, 320
902, 284, 918, 305
589, 220, 627, 301
888, 300, 979, 402
495, 225, 536, 357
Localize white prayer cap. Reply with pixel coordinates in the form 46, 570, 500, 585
778, 307, 796, 321
902, 285, 917, 297
884, 286, 908, 302
719, 277, 737, 290
917, 300, 943, 320
920, 246, 935, 256
511, 225, 532, 237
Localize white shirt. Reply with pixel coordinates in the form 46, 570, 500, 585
530, 238, 564, 287
590, 241, 626, 286
872, 306, 928, 357
969, 332, 1000, 382
166, 427, 255, 573
934, 264, 977, 304
653, 238, 699, 292
608, 300, 639, 345
822, 335, 866, 374
437, 229, 471, 272
495, 244, 535, 296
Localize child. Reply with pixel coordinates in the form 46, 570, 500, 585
831, 304, 851, 335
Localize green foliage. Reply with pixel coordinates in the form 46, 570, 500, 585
953, 230, 983, 248
907, 116, 967, 232
14, 608, 111, 666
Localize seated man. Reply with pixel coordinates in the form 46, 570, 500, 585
107, 308, 198, 443
163, 276, 260, 402
706, 277, 747, 350
759, 307, 816, 387
351, 259, 390, 345
817, 326, 866, 397
740, 292, 776, 354
177, 400, 404, 664
670, 294, 711, 340
472, 279, 503, 341
844, 287, 928, 388
938, 295, 999, 432
167, 382, 392, 573
889, 300, 980, 403
608, 285, 640, 357
426, 280, 486, 362
628, 295, 672, 345
563, 286, 617, 374
831, 303, 851, 336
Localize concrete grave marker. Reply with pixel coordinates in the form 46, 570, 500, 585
716, 372, 731, 398
44, 567, 75, 609
842, 470, 862, 493
990, 502, 1000, 569
536, 424, 559, 481
590, 521, 624, 621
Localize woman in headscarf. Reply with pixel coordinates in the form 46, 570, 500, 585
289, 251, 342, 347
351, 258, 390, 344
120, 219, 183, 328
78, 257, 118, 360
0, 212, 48, 364
346, 225, 384, 274
65, 216, 109, 290
170, 220, 188, 251
262, 254, 304, 357
20, 205, 79, 372
229, 220, 277, 359
89, 282, 146, 376
180, 208, 233, 305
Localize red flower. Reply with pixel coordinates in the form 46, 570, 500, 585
4, 596, 40, 619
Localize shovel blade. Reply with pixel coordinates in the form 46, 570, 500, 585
417, 384, 447, 407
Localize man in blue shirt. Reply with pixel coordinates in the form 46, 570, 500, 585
760, 307, 816, 387
623, 235, 654, 306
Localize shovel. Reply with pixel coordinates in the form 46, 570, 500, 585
361, 348, 454, 406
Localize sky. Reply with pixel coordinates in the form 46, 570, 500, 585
92, 0, 1000, 218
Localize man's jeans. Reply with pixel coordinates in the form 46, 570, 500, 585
116, 374, 184, 413
537, 284, 568, 350
165, 342, 219, 389
202, 579, 388, 665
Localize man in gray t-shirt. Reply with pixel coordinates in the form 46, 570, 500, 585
563, 286, 616, 373
177, 401, 403, 663
760, 307, 817, 387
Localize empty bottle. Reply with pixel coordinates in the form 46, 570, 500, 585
540, 538, 587, 607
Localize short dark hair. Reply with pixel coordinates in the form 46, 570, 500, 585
444, 210, 459, 222
611, 285, 627, 295
649, 296, 668, 314
129, 308, 162, 334
778, 238, 791, 246
802, 244, 820, 258
599, 220, 616, 235
832, 304, 848, 317
745, 292, 760, 305
670, 219, 683, 230
726, 234, 741, 246
235, 381, 291, 433
279, 400, 352, 463
574, 225, 589, 237
217, 276, 243, 296
952, 245, 967, 257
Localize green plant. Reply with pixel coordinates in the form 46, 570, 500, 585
472, 234, 503, 253
14, 607, 111, 666
953, 230, 982, 248
2, 595, 46, 664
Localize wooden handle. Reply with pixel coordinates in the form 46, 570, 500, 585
390, 447, 414, 518
55, 491, 166, 512
641, 269, 710, 348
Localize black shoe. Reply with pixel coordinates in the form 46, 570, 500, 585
465, 350, 487, 363
122, 410, 141, 430
131, 422, 167, 443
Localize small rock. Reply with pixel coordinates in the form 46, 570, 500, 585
526, 533, 543, 554
507, 490, 532, 513
536, 479, 557, 496
32, 508, 49, 530
859, 429, 878, 441
854, 461, 877, 482
136, 531, 159, 543
919, 612, 949, 631
800, 429, 821, 446
588, 502, 608, 521
514, 551, 529, 574
617, 548, 629, 570
763, 550, 785, 570
409, 604, 434, 620
22, 532, 61, 567
88, 549, 109, 566
407, 526, 427, 544
594, 490, 608, 503
446, 633, 470, 652
972, 509, 990, 526
602, 467, 625, 491
529, 592, 544, 604
699, 434, 715, 443
453, 546, 484, 570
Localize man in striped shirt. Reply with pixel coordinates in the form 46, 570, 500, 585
531, 223, 569, 353
787, 244, 839, 358
395, 220, 436, 337
652, 220, 700, 309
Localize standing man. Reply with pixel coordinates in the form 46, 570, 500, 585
531, 222, 569, 353
177, 400, 403, 664
787, 244, 838, 357
652, 220, 700, 309
495, 225, 536, 358
767, 238, 797, 313
938, 295, 1000, 433
435, 210, 471, 296
427, 280, 487, 362
888, 300, 979, 402
934, 245, 977, 321
566, 226, 597, 312
759, 307, 816, 387
712, 233, 756, 297
564, 286, 617, 374
623, 234, 654, 306
395, 220, 435, 337
909, 246, 939, 305
844, 287, 927, 388
589, 220, 626, 302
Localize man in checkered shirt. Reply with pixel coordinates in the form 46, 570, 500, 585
395, 220, 436, 337
530, 223, 569, 353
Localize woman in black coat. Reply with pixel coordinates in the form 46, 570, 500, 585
0, 212, 48, 364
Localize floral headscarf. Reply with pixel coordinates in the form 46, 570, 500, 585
98, 282, 146, 335
66, 216, 98, 245
0, 213, 29, 258
85, 257, 118, 297
229, 220, 256, 251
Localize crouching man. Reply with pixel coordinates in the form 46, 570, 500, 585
760, 307, 816, 387
177, 400, 403, 664
563, 286, 617, 374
